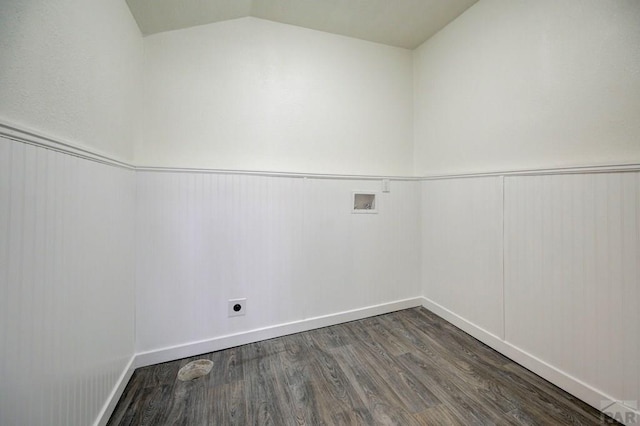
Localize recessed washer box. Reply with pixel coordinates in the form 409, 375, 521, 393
352, 192, 378, 214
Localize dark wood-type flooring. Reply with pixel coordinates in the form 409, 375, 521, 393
108, 307, 617, 425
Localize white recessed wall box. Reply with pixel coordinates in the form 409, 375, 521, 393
352, 192, 378, 214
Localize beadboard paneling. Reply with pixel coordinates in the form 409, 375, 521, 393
421, 177, 504, 338
0, 137, 135, 426
135, 172, 421, 354
504, 173, 640, 404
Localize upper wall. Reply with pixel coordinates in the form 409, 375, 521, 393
0, 0, 143, 162
413, 0, 640, 176
139, 17, 414, 175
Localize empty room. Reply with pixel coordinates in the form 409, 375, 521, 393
1, 0, 639, 425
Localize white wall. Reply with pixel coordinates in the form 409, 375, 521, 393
0, 0, 143, 162
413, 0, 640, 176
0, 138, 136, 426
3, 2, 639, 424
421, 171, 640, 421
421, 177, 504, 337
0, 2, 141, 424
135, 172, 421, 356
140, 17, 414, 176
504, 172, 640, 408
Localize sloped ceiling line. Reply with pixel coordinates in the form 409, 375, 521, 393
126, 0, 478, 49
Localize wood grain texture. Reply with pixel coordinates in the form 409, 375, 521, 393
108, 308, 618, 425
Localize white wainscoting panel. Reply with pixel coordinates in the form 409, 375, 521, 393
504, 173, 640, 407
421, 177, 505, 338
0, 137, 136, 426
135, 172, 421, 355
6, 124, 637, 425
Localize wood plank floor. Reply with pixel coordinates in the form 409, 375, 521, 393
108, 307, 617, 425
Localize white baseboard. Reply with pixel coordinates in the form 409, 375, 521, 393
135, 297, 423, 368
420, 297, 640, 426
93, 298, 421, 425
97, 297, 640, 426
94, 355, 136, 426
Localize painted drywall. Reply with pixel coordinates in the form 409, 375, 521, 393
0, 138, 136, 426
413, 0, 640, 175
139, 17, 413, 175
0, 0, 143, 161
135, 172, 420, 353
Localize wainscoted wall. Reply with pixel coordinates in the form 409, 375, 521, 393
0, 137, 136, 426
421, 171, 640, 421
421, 176, 504, 338
135, 171, 421, 360
504, 173, 640, 408
3, 127, 639, 425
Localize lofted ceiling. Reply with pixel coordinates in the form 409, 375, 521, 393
126, 0, 478, 49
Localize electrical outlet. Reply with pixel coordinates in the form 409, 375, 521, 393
228, 298, 246, 317
382, 179, 391, 193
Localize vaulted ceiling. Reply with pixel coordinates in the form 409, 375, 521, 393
126, 0, 478, 49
